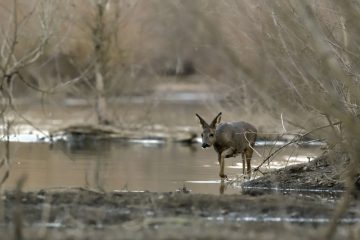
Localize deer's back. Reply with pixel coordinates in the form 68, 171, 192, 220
215, 121, 257, 153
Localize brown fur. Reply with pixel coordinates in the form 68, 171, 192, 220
196, 112, 257, 179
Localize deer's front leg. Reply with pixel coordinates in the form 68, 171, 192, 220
219, 148, 234, 179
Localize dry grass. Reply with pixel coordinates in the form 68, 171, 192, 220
178, 1, 360, 238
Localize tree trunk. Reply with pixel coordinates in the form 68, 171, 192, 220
95, 62, 109, 124
94, 0, 110, 125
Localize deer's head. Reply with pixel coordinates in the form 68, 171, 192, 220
195, 112, 222, 148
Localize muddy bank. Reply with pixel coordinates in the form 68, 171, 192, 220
1, 189, 360, 240
48, 124, 198, 143
47, 123, 322, 145
242, 152, 347, 195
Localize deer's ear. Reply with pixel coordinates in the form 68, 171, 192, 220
210, 112, 222, 128
196, 113, 209, 128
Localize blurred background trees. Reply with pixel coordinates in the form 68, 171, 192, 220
3, 0, 360, 142
0, 0, 59, 112
6, 0, 202, 126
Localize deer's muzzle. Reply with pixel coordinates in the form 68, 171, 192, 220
202, 143, 210, 148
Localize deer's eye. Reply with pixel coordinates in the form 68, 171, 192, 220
201, 133, 203, 137
209, 133, 214, 137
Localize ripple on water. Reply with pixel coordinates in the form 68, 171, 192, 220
206, 215, 360, 224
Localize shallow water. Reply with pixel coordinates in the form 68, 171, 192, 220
1, 138, 323, 194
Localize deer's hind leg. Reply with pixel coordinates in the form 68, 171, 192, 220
241, 152, 246, 175
245, 147, 254, 176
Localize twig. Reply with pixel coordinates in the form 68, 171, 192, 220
243, 131, 262, 157
280, 113, 287, 133
254, 138, 297, 172
0, 121, 11, 187
254, 121, 341, 172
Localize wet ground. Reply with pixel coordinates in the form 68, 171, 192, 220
1, 188, 360, 240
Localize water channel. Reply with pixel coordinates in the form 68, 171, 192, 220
1, 137, 323, 194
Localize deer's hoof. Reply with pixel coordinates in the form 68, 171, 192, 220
219, 174, 228, 179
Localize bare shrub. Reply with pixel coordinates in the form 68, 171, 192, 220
32, 0, 169, 126
0, 0, 59, 187
185, 0, 360, 238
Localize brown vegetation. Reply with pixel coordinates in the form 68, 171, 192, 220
184, 1, 360, 238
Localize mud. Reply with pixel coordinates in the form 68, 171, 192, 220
242, 152, 346, 195
1, 187, 360, 240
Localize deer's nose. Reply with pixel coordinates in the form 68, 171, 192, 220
202, 143, 210, 148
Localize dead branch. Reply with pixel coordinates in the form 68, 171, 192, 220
254, 121, 341, 172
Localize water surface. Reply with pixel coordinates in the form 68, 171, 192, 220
1, 139, 322, 194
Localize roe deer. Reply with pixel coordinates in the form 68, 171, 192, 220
196, 112, 257, 179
